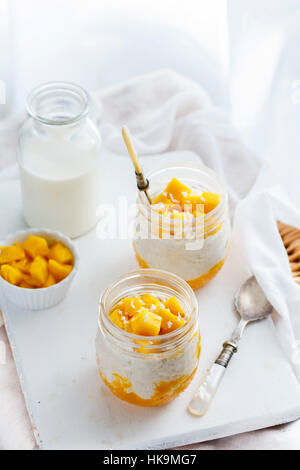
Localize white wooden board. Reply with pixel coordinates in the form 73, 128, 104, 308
1, 150, 300, 450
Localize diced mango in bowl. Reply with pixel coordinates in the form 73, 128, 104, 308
48, 259, 73, 282
1, 264, 24, 286
0, 245, 26, 264
23, 235, 49, 258
0, 235, 74, 289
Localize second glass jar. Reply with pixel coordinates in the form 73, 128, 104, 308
133, 164, 230, 289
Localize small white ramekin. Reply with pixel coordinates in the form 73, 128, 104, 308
0, 228, 79, 310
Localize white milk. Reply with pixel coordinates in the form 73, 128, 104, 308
19, 122, 101, 238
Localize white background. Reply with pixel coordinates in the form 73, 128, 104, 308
1, 0, 229, 113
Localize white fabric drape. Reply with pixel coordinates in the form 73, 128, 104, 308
228, 0, 300, 205
98, 70, 260, 213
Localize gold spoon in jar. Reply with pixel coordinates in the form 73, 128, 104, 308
122, 126, 152, 205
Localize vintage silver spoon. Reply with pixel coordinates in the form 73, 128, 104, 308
188, 276, 273, 416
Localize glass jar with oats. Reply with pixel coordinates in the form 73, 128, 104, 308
133, 164, 230, 289
96, 269, 200, 407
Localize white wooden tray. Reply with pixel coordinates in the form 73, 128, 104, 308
1, 151, 300, 450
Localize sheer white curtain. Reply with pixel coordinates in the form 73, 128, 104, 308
228, 0, 300, 204
2, 0, 300, 205
0, 0, 13, 118
0, 0, 229, 118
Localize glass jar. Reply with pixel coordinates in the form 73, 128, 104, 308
133, 164, 230, 289
18, 82, 102, 238
96, 269, 200, 407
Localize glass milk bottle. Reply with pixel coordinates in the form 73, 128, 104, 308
18, 82, 102, 238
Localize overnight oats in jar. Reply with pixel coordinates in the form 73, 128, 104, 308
96, 269, 200, 407
133, 164, 230, 289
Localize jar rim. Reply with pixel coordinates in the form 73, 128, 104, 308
98, 268, 199, 353
26, 81, 90, 126
137, 163, 228, 234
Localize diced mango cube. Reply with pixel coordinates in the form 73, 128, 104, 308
187, 194, 203, 204
140, 294, 161, 310
122, 297, 144, 317
48, 259, 72, 282
131, 308, 162, 336
153, 193, 172, 205
109, 309, 129, 330
185, 194, 205, 215
12, 258, 32, 274
23, 235, 49, 258
48, 242, 73, 265
30, 256, 48, 285
1, 264, 23, 285
0, 245, 26, 264
164, 296, 185, 317
43, 273, 56, 288
23, 274, 42, 288
19, 281, 34, 289
202, 191, 221, 214
157, 307, 185, 333
165, 178, 191, 204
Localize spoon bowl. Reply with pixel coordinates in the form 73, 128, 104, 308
235, 276, 273, 322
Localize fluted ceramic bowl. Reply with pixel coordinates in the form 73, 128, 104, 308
0, 228, 79, 310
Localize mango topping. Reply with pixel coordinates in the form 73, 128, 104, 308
0, 245, 26, 264
153, 177, 220, 217
23, 274, 44, 288
48, 259, 73, 282
48, 242, 73, 264
201, 191, 221, 214
1, 264, 23, 286
23, 235, 49, 258
109, 294, 186, 337
44, 273, 56, 288
12, 258, 32, 274
164, 296, 184, 316
158, 308, 185, 334
30, 256, 48, 286
131, 308, 162, 336
0, 235, 74, 289
19, 281, 34, 289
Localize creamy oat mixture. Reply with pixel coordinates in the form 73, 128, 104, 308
134, 218, 230, 281
96, 326, 199, 401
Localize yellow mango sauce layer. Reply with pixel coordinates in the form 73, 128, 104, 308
99, 368, 198, 407
152, 177, 220, 218
0, 235, 73, 289
109, 294, 186, 336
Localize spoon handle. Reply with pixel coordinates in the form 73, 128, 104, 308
188, 341, 237, 417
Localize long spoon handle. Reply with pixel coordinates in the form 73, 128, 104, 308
122, 126, 152, 204
188, 340, 237, 417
